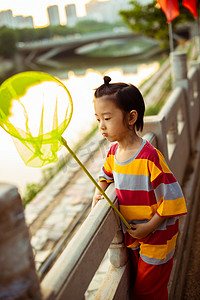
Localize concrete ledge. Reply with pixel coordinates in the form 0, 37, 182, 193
41, 184, 121, 300
94, 262, 131, 300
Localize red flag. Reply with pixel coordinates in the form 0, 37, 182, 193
157, 0, 179, 23
182, 0, 197, 18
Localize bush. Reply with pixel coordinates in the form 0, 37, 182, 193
0, 27, 17, 58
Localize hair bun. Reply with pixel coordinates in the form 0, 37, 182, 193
104, 76, 111, 86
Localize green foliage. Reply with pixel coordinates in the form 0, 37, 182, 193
145, 77, 172, 116
15, 25, 77, 42
13, 20, 124, 43
74, 19, 117, 33
0, 27, 17, 57
119, 0, 194, 48
0, 20, 126, 57
145, 100, 165, 116
23, 183, 41, 207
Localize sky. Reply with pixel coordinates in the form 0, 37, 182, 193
0, 0, 92, 27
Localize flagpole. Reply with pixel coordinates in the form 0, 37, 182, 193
198, 0, 200, 60
168, 22, 174, 52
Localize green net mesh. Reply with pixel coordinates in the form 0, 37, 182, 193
0, 71, 73, 167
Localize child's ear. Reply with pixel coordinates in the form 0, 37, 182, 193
129, 110, 138, 126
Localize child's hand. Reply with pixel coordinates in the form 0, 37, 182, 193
92, 194, 104, 209
127, 223, 151, 240
127, 214, 165, 239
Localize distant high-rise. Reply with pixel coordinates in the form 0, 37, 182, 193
13, 15, 34, 28
85, 0, 131, 23
65, 4, 78, 27
0, 9, 34, 28
47, 5, 60, 26
0, 10, 14, 28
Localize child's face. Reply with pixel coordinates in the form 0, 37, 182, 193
94, 96, 131, 143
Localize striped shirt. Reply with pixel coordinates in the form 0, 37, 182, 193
99, 139, 187, 265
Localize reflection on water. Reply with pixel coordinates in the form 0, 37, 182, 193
0, 56, 160, 194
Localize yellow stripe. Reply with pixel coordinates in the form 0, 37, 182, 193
104, 155, 114, 174
113, 159, 162, 178
156, 150, 172, 173
127, 240, 140, 248
105, 152, 171, 180
120, 204, 158, 220
140, 233, 178, 259
157, 197, 187, 216
99, 179, 113, 183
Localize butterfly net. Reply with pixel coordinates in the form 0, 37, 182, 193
0, 71, 73, 167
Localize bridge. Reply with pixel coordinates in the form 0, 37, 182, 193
16, 31, 158, 67
1, 44, 200, 299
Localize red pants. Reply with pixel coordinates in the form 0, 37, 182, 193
130, 250, 173, 300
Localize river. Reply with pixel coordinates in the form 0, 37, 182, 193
0, 51, 162, 195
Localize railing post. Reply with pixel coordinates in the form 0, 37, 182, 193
109, 228, 129, 268
170, 51, 192, 151
0, 183, 41, 299
171, 52, 188, 90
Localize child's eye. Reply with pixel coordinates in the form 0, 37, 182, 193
96, 119, 100, 122
105, 118, 111, 121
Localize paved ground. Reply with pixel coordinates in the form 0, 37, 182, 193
182, 200, 200, 299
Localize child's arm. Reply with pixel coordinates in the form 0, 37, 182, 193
127, 213, 166, 239
92, 181, 110, 209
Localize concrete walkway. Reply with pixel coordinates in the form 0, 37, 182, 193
182, 189, 200, 299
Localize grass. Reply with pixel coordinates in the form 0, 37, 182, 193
145, 77, 172, 116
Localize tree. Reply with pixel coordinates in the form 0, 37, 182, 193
0, 27, 17, 58
119, 0, 194, 48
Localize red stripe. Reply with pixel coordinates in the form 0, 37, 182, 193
108, 143, 118, 156
116, 189, 157, 206
124, 232, 138, 247
152, 172, 176, 189
138, 219, 179, 245
102, 166, 113, 178
136, 142, 158, 161
124, 220, 179, 248
136, 141, 164, 172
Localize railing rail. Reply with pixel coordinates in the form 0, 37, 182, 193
41, 185, 129, 300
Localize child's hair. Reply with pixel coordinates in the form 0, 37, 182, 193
94, 76, 145, 132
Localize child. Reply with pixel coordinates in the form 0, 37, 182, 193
92, 76, 187, 300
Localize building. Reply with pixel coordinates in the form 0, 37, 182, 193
47, 5, 60, 26
65, 4, 78, 27
0, 10, 14, 28
13, 15, 34, 28
0, 9, 34, 28
85, 0, 131, 23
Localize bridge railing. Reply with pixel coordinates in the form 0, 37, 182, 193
40, 53, 200, 299
188, 63, 200, 148
143, 86, 190, 185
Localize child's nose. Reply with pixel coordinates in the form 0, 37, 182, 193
100, 121, 106, 130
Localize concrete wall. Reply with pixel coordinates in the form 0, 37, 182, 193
0, 183, 41, 299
